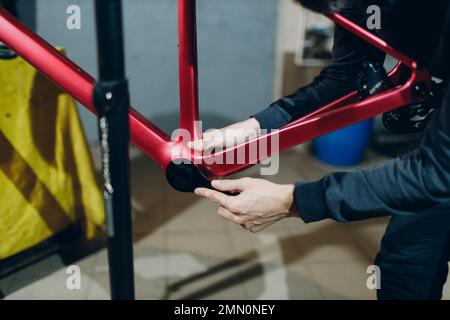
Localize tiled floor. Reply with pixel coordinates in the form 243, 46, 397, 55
1, 145, 449, 300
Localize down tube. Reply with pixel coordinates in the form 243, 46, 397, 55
201, 73, 421, 178
0, 8, 172, 168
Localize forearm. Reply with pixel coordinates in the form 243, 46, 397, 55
254, 72, 363, 130
294, 87, 450, 223
254, 2, 385, 130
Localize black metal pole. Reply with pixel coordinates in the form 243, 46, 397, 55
94, 0, 135, 300
0, 0, 18, 59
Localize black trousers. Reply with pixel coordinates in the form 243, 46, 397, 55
375, 202, 450, 299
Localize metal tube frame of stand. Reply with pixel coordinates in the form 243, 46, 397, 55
0, 0, 433, 298
93, 0, 134, 300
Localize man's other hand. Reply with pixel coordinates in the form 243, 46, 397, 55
188, 118, 261, 151
195, 178, 298, 233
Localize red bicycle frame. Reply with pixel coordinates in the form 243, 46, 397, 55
0, 1, 431, 182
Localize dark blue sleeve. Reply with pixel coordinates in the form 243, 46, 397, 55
254, 3, 385, 130
295, 81, 450, 223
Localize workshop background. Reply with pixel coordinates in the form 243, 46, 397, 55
0, 0, 449, 300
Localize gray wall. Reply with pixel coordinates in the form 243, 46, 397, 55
33, 0, 277, 141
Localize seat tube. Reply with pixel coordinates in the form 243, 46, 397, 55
178, 0, 200, 140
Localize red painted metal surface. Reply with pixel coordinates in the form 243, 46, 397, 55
0, 8, 172, 169
0, 6, 431, 181
199, 12, 431, 178
178, 0, 200, 140
201, 66, 430, 178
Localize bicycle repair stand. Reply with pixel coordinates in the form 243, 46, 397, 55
0, 0, 135, 299
93, 0, 135, 300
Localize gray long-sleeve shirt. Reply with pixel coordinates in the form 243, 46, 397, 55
255, 0, 450, 223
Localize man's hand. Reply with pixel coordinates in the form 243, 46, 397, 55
188, 118, 261, 151
195, 178, 298, 233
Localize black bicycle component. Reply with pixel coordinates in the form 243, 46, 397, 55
412, 82, 430, 100
383, 79, 447, 134
358, 60, 392, 99
166, 159, 212, 193
94, 0, 134, 300
166, 159, 239, 196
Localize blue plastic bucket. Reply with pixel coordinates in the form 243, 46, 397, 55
313, 119, 374, 166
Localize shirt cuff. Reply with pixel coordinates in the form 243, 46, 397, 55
252, 105, 292, 131
294, 180, 332, 223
